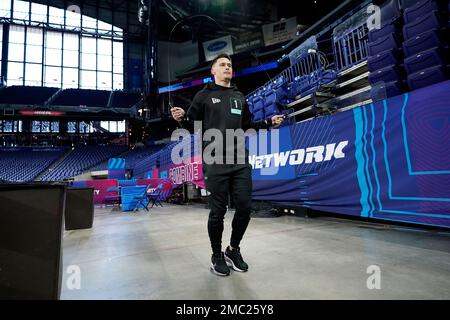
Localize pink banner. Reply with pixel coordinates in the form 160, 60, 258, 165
84, 179, 118, 204
167, 155, 205, 189
73, 178, 176, 205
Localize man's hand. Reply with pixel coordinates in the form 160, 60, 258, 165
271, 114, 286, 128
170, 106, 185, 122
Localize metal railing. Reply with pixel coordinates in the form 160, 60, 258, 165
332, 17, 369, 73
247, 49, 334, 100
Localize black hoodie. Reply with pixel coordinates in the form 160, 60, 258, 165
180, 82, 273, 164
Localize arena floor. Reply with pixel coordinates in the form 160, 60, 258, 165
60, 203, 450, 300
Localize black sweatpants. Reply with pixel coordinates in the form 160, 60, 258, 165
203, 163, 253, 255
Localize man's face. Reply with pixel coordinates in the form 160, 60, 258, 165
211, 57, 233, 82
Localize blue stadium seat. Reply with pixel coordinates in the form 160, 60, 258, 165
283, 83, 298, 101
252, 94, 264, 112
274, 85, 290, 105
368, 21, 397, 43
380, 0, 401, 25
0, 147, 66, 182
368, 49, 401, 72
251, 94, 265, 121
368, 33, 399, 56
403, 10, 442, 40
404, 47, 446, 74
403, 29, 444, 57
400, 0, 423, 9
368, 65, 402, 85
263, 86, 293, 120
291, 75, 316, 97
264, 103, 279, 119
290, 76, 304, 97
371, 81, 403, 99
407, 64, 448, 90
246, 98, 254, 115
321, 69, 337, 85
264, 90, 277, 109
253, 109, 265, 122
272, 78, 292, 105
404, 0, 439, 24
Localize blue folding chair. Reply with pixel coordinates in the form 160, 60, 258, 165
146, 183, 164, 208
133, 184, 152, 212
157, 188, 173, 204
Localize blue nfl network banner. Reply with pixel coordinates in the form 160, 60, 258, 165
249, 80, 450, 228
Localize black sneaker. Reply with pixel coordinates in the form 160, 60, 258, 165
225, 246, 248, 272
211, 252, 230, 276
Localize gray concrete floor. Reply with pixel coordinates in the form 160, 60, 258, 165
61, 203, 450, 300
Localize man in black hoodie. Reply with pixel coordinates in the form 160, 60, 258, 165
171, 53, 285, 276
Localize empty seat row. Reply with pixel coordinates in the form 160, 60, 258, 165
0, 86, 142, 109
367, 0, 406, 99
368, 0, 449, 98
246, 52, 336, 123
39, 145, 127, 181
0, 148, 66, 182
401, 1, 449, 90
110, 91, 141, 108
51, 89, 111, 108
92, 145, 166, 172
0, 86, 59, 105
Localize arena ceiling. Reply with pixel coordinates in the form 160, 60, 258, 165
25, 0, 345, 42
